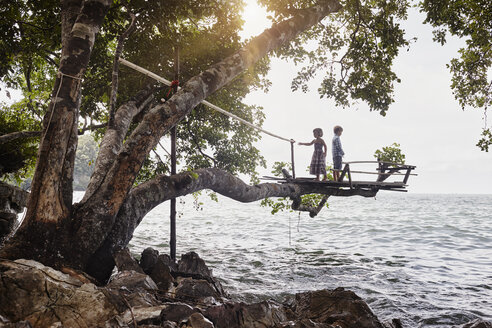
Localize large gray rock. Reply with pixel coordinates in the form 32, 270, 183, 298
178, 251, 213, 278
150, 256, 175, 291
107, 270, 159, 308
0, 259, 118, 327
159, 302, 199, 323
140, 247, 160, 275
204, 300, 287, 328
287, 288, 384, 328
174, 277, 224, 305
184, 313, 214, 328
114, 248, 145, 274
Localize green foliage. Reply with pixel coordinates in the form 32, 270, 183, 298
420, 0, 491, 111
420, 0, 491, 151
265, 0, 412, 115
260, 161, 330, 215
373, 142, 406, 164
1, 0, 269, 183
477, 128, 492, 152
0, 102, 41, 184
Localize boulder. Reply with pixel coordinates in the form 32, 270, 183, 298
159, 302, 199, 323
150, 255, 175, 291
107, 270, 159, 308
184, 312, 214, 328
114, 248, 145, 274
174, 277, 224, 305
108, 305, 168, 327
178, 251, 213, 278
382, 318, 403, 328
175, 252, 226, 298
0, 259, 118, 327
204, 300, 287, 328
288, 288, 384, 328
140, 247, 160, 274
159, 253, 178, 272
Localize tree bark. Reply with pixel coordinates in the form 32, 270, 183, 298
0, 0, 111, 266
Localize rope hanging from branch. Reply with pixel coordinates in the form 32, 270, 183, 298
118, 58, 295, 144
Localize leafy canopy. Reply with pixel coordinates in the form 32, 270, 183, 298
1, 0, 491, 185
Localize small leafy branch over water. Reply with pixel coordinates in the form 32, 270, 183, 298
373, 143, 406, 165
260, 161, 332, 215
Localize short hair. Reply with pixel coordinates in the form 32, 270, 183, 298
333, 125, 343, 134
313, 128, 323, 137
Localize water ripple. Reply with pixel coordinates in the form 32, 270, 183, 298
123, 192, 492, 328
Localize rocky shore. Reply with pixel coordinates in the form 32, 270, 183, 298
0, 249, 490, 328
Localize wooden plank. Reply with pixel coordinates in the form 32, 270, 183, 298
341, 169, 417, 176
339, 163, 350, 182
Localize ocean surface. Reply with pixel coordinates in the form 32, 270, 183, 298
125, 192, 491, 327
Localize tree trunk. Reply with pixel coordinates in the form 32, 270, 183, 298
0, 0, 111, 267
0, 0, 345, 283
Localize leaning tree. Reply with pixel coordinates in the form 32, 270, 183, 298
0, 0, 490, 283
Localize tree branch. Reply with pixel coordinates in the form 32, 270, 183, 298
82, 85, 156, 203
80, 0, 343, 220
108, 12, 136, 126
0, 131, 42, 144
0, 123, 110, 145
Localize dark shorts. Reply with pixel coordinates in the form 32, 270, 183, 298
333, 156, 342, 170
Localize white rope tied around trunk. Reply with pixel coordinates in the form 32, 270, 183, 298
118, 58, 295, 144
43, 71, 83, 142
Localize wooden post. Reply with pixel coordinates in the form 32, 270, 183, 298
403, 167, 411, 184
170, 47, 179, 260
290, 141, 296, 179
339, 163, 349, 182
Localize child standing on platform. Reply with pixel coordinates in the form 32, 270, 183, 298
298, 128, 328, 181
332, 125, 344, 181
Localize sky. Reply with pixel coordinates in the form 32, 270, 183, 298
239, 1, 492, 194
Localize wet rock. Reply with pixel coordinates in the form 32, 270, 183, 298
159, 302, 199, 323
114, 248, 145, 274
382, 318, 403, 328
204, 300, 287, 328
158, 253, 178, 272
175, 277, 224, 305
109, 305, 168, 327
0, 254, 398, 328
288, 288, 384, 328
107, 270, 159, 307
175, 252, 226, 299
140, 247, 160, 274
150, 255, 175, 290
0, 321, 33, 328
161, 322, 179, 328
178, 251, 213, 278
0, 259, 118, 327
462, 319, 492, 328
184, 312, 214, 328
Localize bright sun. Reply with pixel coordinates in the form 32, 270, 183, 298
239, 0, 270, 40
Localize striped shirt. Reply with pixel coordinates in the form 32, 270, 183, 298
332, 135, 344, 157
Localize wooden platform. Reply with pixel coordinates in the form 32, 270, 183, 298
263, 161, 416, 192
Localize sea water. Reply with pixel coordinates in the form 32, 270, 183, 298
126, 192, 491, 327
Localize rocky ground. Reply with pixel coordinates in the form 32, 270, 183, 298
0, 249, 490, 328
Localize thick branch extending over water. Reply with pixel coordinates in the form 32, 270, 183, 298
85, 167, 375, 282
